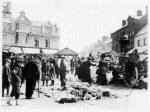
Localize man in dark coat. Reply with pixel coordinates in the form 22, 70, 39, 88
23, 58, 40, 99
2, 59, 11, 97
59, 56, 67, 90
96, 54, 109, 85
75, 58, 84, 81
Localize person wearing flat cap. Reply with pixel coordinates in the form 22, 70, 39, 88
7, 57, 24, 106
2, 59, 11, 97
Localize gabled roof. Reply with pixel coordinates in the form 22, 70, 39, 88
135, 24, 148, 37
55, 48, 78, 56
16, 13, 31, 24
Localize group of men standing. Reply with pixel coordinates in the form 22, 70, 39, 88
2, 54, 68, 104
2, 56, 41, 105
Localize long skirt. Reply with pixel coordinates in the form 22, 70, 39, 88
96, 73, 107, 85
49, 73, 55, 80
25, 78, 36, 99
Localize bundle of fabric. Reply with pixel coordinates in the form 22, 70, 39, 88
58, 98, 77, 104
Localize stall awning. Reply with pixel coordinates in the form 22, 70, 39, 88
22, 48, 40, 54
42, 49, 58, 54
9, 47, 22, 54
55, 48, 78, 56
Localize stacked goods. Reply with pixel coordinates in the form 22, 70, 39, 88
56, 82, 118, 104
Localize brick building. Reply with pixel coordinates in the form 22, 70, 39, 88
111, 7, 148, 53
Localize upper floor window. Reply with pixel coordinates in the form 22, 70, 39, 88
45, 39, 49, 47
144, 38, 147, 46
8, 23, 12, 31
16, 23, 19, 29
34, 39, 39, 47
15, 32, 19, 43
137, 40, 140, 46
26, 33, 29, 44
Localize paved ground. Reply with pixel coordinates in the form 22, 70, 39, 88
1, 69, 149, 112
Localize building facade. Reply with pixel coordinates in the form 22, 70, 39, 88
134, 25, 148, 47
102, 39, 112, 53
2, 2, 59, 54
111, 7, 148, 53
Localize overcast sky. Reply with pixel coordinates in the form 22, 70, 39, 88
3, 0, 148, 52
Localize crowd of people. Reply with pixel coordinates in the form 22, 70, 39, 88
2, 51, 114, 106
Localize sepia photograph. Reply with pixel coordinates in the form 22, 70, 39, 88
1, 0, 149, 112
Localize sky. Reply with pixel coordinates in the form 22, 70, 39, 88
3, 0, 148, 53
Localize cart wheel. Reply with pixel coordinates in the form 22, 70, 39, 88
123, 67, 138, 88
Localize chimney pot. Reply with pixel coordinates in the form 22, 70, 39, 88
137, 10, 142, 16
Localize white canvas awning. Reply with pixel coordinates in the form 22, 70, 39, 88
42, 49, 58, 54
9, 47, 22, 54
127, 46, 147, 54
22, 48, 40, 54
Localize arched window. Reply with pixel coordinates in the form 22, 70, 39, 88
34, 39, 39, 47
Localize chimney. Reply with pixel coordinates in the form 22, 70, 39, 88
146, 6, 148, 15
137, 10, 142, 16
122, 20, 126, 26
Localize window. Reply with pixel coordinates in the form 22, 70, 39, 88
8, 23, 12, 31
15, 32, 19, 43
137, 40, 140, 46
16, 23, 19, 29
34, 39, 39, 47
49, 39, 50, 48
144, 38, 146, 46
45, 39, 49, 47
26, 33, 29, 44
132, 31, 134, 35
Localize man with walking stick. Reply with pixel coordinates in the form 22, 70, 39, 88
23, 57, 41, 99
